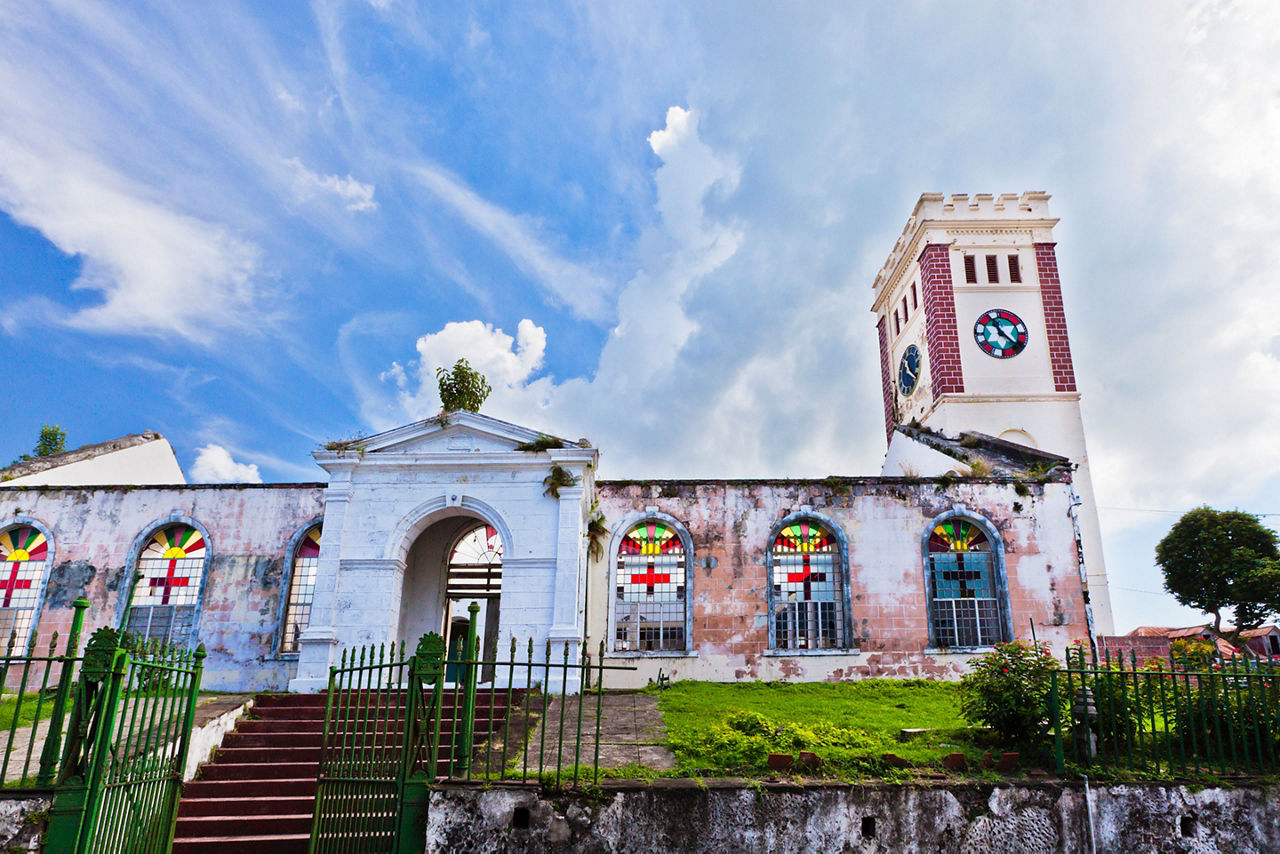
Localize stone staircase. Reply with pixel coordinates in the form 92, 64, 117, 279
172, 689, 519, 853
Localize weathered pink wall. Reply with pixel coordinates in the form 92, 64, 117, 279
593, 476, 1088, 685
0, 484, 324, 691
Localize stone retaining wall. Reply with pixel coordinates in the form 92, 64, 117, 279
427, 780, 1280, 853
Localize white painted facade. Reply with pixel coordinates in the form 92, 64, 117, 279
872, 191, 1115, 635
289, 413, 597, 693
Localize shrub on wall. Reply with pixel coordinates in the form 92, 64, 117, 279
958, 641, 1060, 746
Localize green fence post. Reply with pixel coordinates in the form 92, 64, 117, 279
456, 603, 479, 777
37, 597, 88, 786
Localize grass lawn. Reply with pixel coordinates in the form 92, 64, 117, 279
657, 679, 997, 777
0, 693, 64, 733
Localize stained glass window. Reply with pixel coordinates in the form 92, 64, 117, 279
280, 525, 321, 654
126, 525, 207, 645
0, 526, 48, 648
448, 525, 503, 599
614, 520, 686, 652
770, 521, 843, 650
927, 519, 1005, 647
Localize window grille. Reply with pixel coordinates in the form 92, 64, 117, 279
127, 525, 206, 645
1008, 254, 1022, 283
280, 525, 321, 653
0, 526, 47, 648
985, 255, 1000, 283
963, 255, 977, 283
927, 519, 1005, 647
615, 520, 687, 652
771, 520, 843, 650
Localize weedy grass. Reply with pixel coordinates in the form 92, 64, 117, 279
657, 680, 983, 776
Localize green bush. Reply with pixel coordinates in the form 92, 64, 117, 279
958, 641, 1060, 746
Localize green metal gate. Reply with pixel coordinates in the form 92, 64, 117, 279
46, 626, 206, 854
309, 632, 445, 854
311, 605, 636, 854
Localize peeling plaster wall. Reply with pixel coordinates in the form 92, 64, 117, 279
426, 782, 1280, 854
0, 484, 324, 692
593, 478, 1085, 686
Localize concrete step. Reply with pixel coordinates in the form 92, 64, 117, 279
171, 832, 309, 854
175, 812, 312, 838
182, 777, 318, 799
199, 761, 319, 781
177, 794, 315, 818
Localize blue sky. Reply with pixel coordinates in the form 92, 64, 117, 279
2, 1, 1278, 633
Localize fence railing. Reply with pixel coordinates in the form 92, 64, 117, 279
0, 597, 88, 790
311, 603, 635, 854
1050, 647, 1280, 776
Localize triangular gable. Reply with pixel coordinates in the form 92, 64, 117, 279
346, 411, 571, 456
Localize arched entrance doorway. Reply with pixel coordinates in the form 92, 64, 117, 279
398, 515, 503, 672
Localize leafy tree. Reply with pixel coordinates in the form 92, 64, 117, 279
435, 359, 492, 413
9, 424, 66, 465
1155, 507, 1280, 638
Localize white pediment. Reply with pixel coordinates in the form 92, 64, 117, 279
345, 412, 566, 456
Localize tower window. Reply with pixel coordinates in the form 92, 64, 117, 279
985, 255, 999, 283
911, 283, 918, 309
894, 310, 901, 335
901, 296, 908, 322
1008, 255, 1022, 283
963, 255, 977, 284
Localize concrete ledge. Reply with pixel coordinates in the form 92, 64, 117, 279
426, 781, 1280, 853
183, 695, 254, 781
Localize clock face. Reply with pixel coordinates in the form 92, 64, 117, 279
897, 344, 922, 397
973, 309, 1029, 359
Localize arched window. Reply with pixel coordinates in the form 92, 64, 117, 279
280, 525, 321, 654
448, 524, 503, 599
614, 519, 687, 652
0, 526, 48, 647
770, 520, 844, 650
927, 518, 1007, 647
126, 524, 207, 645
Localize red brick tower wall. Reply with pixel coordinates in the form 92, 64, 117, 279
877, 315, 895, 441
919, 243, 964, 398
1034, 243, 1078, 392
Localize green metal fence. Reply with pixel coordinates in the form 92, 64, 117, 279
0, 597, 88, 790
311, 604, 635, 854
45, 624, 206, 854
1050, 647, 1280, 776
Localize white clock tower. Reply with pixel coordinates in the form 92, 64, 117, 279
871, 191, 1114, 635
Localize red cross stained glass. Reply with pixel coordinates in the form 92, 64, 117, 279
0, 526, 46, 610
136, 525, 206, 608
619, 520, 681, 594
771, 521, 837, 602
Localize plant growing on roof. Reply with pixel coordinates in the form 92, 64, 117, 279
514, 434, 565, 452
543, 464, 578, 499
436, 358, 492, 413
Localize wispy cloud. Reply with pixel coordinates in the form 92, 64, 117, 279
408, 163, 615, 322
285, 157, 378, 212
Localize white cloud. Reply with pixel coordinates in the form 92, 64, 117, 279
285, 157, 378, 212
190, 444, 263, 483
0, 136, 260, 344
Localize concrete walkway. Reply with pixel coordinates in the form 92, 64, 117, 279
519, 691, 675, 773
